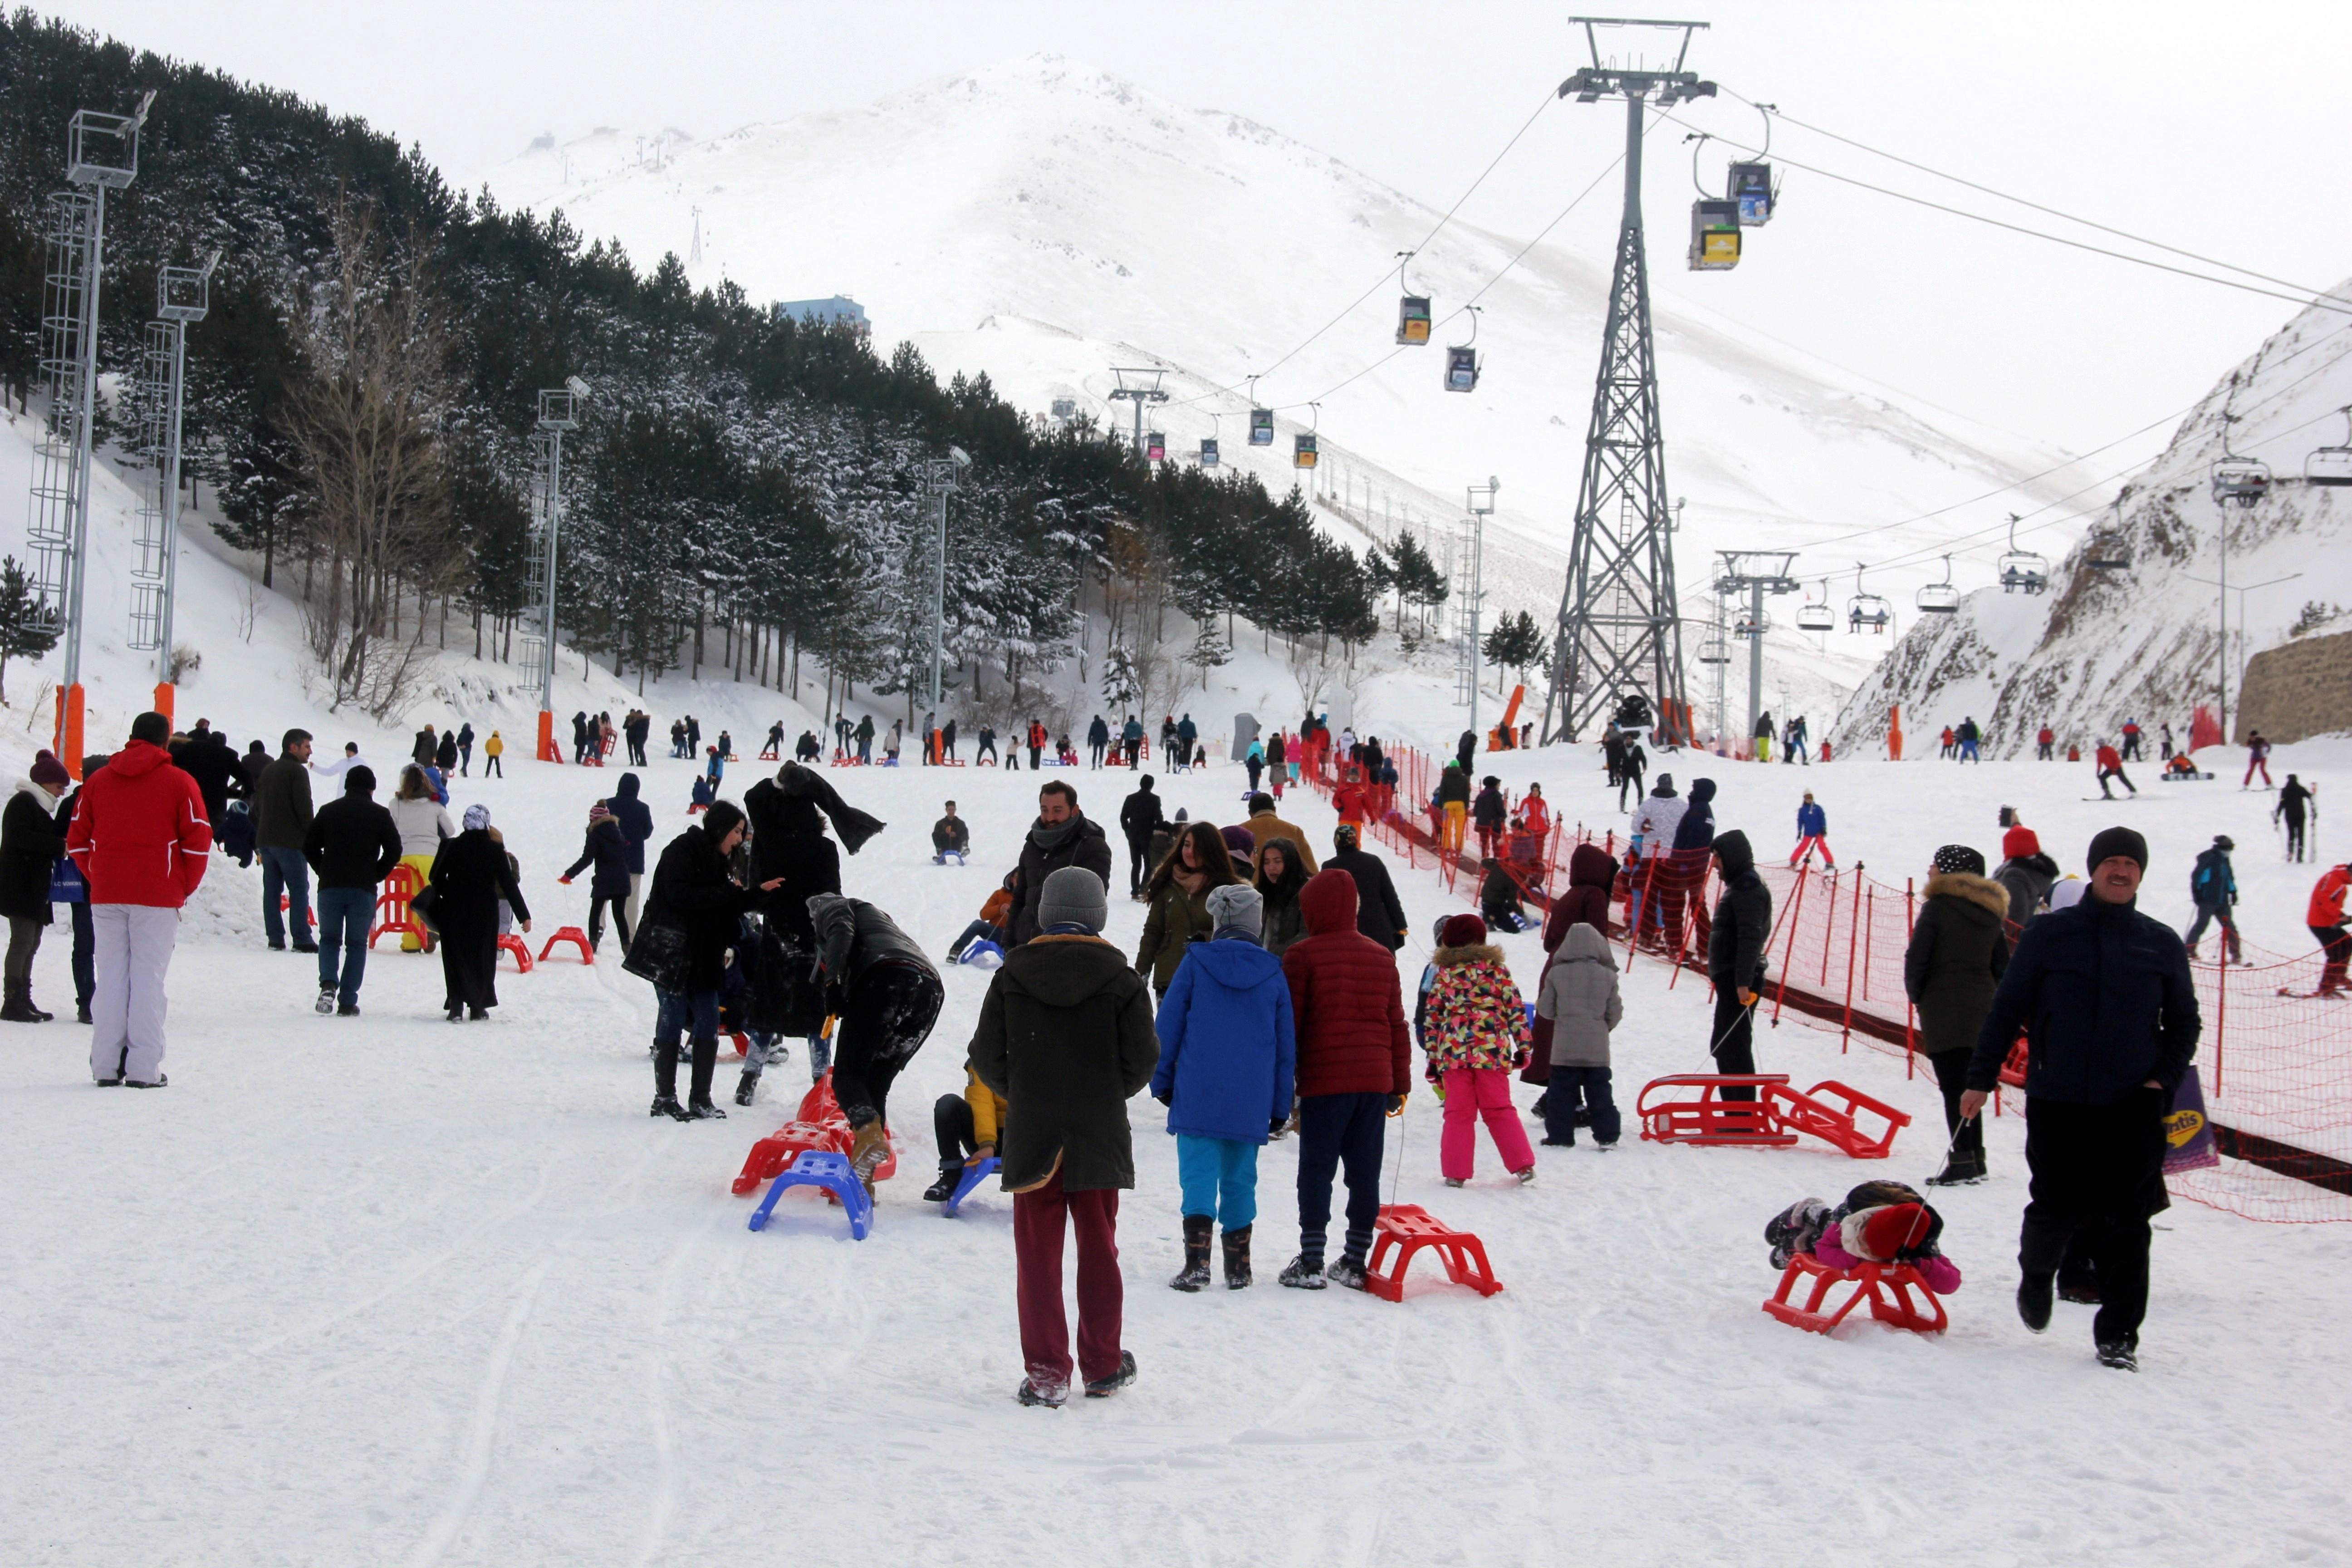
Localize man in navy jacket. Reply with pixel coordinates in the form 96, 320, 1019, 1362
1964, 825, 2199, 1372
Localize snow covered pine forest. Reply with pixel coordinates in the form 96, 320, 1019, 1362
3, 13, 2352, 1568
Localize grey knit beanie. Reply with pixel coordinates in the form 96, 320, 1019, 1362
1038, 865, 1109, 933
1205, 882, 1264, 938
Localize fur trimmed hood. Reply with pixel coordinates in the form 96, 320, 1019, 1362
1434, 942, 1506, 968
1925, 870, 2010, 923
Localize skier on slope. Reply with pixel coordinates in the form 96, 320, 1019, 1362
2305, 862, 2352, 996
2243, 730, 2274, 789
2094, 739, 2136, 799
2276, 775, 2315, 862
2182, 835, 2244, 965
1789, 791, 1834, 868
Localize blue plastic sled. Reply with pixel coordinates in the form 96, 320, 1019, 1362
748, 1150, 873, 1240
934, 851, 966, 866
942, 1155, 1001, 1217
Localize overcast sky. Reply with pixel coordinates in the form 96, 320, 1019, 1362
43, 0, 2352, 463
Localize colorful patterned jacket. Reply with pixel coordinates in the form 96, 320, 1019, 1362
1420, 943, 1530, 1080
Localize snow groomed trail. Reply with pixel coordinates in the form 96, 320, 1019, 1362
3, 742, 2348, 1568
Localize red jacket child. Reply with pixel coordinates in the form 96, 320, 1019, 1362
67, 738, 213, 906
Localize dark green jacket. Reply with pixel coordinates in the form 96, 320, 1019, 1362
970, 933, 1160, 1192
252, 755, 314, 849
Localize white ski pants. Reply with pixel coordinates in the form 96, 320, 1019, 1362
88, 903, 179, 1085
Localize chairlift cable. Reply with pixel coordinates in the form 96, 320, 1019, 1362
1719, 88, 2332, 301
1658, 110, 2352, 319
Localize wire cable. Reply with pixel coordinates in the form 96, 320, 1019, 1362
1720, 88, 2335, 301
1660, 113, 2352, 320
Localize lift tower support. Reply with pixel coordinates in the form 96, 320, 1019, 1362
1540, 18, 1714, 747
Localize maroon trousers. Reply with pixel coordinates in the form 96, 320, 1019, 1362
1014, 1169, 1124, 1393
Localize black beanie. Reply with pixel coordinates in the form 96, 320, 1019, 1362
1932, 844, 1985, 877
2086, 825, 2148, 875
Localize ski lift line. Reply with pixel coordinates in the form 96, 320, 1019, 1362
1656, 111, 2352, 319
1717, 88, 2333, 302
1164, 81, 1563, 412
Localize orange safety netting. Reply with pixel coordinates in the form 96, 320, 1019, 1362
1289, 733, 2352, 1223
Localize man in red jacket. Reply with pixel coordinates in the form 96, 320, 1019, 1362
68, 712, 213, 1086
1278, 868, 1411, 1290
2308, 863, 2352, 995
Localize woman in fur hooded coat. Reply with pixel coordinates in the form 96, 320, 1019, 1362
1903, 844, 2012, 1186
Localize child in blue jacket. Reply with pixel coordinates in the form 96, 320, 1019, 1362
1790, 791, 1835, 869
1152, 882, 1295, 1293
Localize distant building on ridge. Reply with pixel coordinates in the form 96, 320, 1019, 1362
772, 295, 868, 331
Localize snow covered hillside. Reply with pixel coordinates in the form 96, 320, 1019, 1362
480, 56, 2100, 733
1830, 282, 2352, 757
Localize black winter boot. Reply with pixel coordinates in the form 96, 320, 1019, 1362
734, 1068, 760, 1107
651, 1042, 690, 1121
2017, 1271, 2054, 1333
1171, 1215, 1213, 1291
923, 1162, 960, 1203
2, 979, 43, 1023
685, 1036, 727, 1119
1221, 1225, 1253, 1289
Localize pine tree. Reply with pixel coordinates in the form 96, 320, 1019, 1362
0, 554, 59, 705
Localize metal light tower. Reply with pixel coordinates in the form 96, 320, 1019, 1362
924, 447, 971, 715
1107, 367, 1168, 457
1457, 479, 1499, 739
525, 378, 588, 762
25, 94, 152, 779
1715, 549, 1798, 750
1540, 19, 1712, 746
131, 249, 220, 724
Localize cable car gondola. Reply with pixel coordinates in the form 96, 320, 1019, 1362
1144, 430, 1166, 462
1916, 554, 1960, 615
2307, 407, 2352, 486
1689, 198, 1740, 271
1393, 251, 1432, 345
1294, 432, 1318, 470
2210, 413, 2271, 507
1847, 564, 1892, 634
1443, 305, 1482, 393
1795, 578, 1835, 633
1997, 513, 2048, 595
1249, 407, 1275, 446
1730, 161, 1774, 225
1199, 436, 1219, 468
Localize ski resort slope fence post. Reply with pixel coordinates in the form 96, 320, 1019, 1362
1297, 744, 2352, 1223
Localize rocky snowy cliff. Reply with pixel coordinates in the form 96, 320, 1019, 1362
1829, 283, 2352, 757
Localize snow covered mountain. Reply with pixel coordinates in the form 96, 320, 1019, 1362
478, 55, 2094, 736
1828, 284, 2352, 757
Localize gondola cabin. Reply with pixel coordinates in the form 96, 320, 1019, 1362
1145, 431, 1166, 462
1396, 296, 1432, 345
1444, 346, 1480, 393
1294, 432, 1318, 469
1689, 199, 1740, 270
1730, 162, 1774, 225
1199, 437, 1220, 468
1249, 408, 1275, 446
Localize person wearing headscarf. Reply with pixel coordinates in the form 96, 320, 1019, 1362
0, 750, 72, 1022
428, 803, 530, 1021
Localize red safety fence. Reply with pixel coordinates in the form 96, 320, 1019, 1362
1284, 730, 2352, 1224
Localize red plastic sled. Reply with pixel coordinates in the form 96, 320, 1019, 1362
730, 1120, 853, 1196
497, 933, 534, 972
1637, 1075, 1909, 1159
1762, 1253, 1947, 1336
1363, 1204, 1504, 1301
538, 925, 593, 964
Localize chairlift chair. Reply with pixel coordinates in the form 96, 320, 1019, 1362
2210, 456, 2272, 508
1996, 513, 2048, 594
1916, 554, 1960, 615
2084, 529, 2132, 570
1846, 565, 1892, 633
1689, 199, 1740, 270
2306, 408, 2352, 486
1730, 161, 1774, 225
1294, 432, 1318, 470
1249, 407, 1275, 446
1795, 599, 1835, 633
1734, 610, 1770, 638
1697, 632, 1730, 665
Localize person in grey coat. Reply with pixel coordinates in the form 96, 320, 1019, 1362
1533, 921, 1622, 1147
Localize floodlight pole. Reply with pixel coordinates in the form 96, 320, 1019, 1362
925, 450, 967, 714
531, 383, 585, 762
1540, 19, 1713, 747
1463, 480, 1499, 740
145, 250, 220, 723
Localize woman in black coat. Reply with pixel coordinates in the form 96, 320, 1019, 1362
0, 751, 72, 1022
1903, 844, 2012, 1186
636, 801, 783, 1119
429, 804, 530, 1021
559, 805, 635, 952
